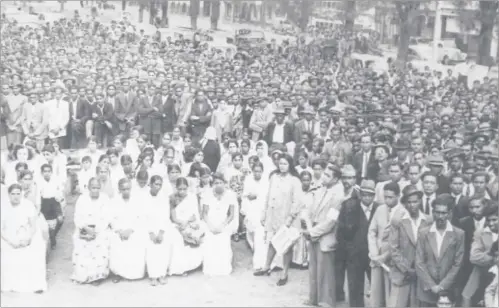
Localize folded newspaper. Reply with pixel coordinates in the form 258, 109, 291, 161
271, 226, 301, 256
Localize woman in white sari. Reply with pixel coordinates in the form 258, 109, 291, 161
145, 175, 174, 286
1, 184, 47, 293
19, 170, 50, 254
200, 173, 236, 276
71, 178, 111, 285
109, 178, 147, 283
169, 177, 205, 276
241, 161, 270, 271
254, 141, 274, 178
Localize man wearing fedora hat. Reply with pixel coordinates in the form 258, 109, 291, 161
265, 107, 294, 150
416, 194, 465, 307
293, 105, 317, 143
337, 179, 379, 307
388, 185, 431, 307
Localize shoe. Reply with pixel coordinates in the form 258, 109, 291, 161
159, 276, 168, 285
91, 280, 102, 286
253, 269, 271, 276
150, 278, 158, 286
112, 276, 122, 283
276, 276, 288, 286
232, 234, 240, 242
302, 300, 317, 306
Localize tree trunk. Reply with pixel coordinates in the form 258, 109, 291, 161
260, 0, 266, 25
161, 0, 168, 27
477, 1, 498, 65
149, 0, 155, 25
122, 0, 126, 11
139, 4, 145, 23
59, 1, 65, 12
211, 0, 220, 30
189, 0, 200, 30
344, 0, 355, 32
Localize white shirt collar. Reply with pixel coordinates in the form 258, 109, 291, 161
429, 220, 453, 233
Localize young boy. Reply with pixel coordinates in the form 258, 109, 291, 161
39, 163, 64, 249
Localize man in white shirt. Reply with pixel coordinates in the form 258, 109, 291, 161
45, 85, 69, 148
415, 194, 465, 306
421, 171, 438, 216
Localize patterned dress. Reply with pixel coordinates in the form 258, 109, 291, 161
71, 194, 111, 283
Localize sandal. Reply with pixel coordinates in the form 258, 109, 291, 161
159, 276, 168, 285
149, 278, 158, 286
112, 276, 122, 284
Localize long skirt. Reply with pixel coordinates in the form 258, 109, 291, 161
246, 225, 269, 270
109, 231, 147, 280
169, 228, 203, 276
38, 214, 50, 250
71, 231, 110, 283
202, 231, 232, 276
1, 228, 47, 293
146, 236, 173, 279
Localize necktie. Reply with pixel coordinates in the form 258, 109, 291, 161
466, 185, 471, 197
362, 152, 368, 178
425, 197, 430, 215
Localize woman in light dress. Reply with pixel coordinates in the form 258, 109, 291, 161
200, 173, 236, 276
19, 170, 50, 253
1, 184, 47, 293
71, 177, 112, 285
96, 165, 115, 199
4, 145, 36, 186
109, 178, 147, 283
241, 161, 270, 271
254, 154, 303, 286
216, 139, 239, 175
169, 177, 205, 276
254, 141, 274, 178
292, 170, 314, 268
182, 148, 206, 177
145, 175, 174, 286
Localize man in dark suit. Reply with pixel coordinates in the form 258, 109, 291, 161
188, 91, 212, 144
114, 79, 137, 136
160, 85, 178, 134
449, 173, 471, 225
337, 179, 379, 307
415, 194, 465, 307
137, 85, 163, 147
293, 106, 317, 143
426, 155, 450, 194
90, 92, 114, 148
352, 133, 374, 184
66, 86, 90, 149
455, 197, 487, 305
265, 108, 294, 150
389, 185, 432, 307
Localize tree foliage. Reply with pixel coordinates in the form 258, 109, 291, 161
279, 0, 312, 31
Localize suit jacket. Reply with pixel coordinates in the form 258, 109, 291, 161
21, 102, 49, 139
455, 216, 479, 290
322, 138, 352, 166
389, 212, 432, 286
305, 185, 343, 252
265, 121, 294, 145
437, 174, 451, 194
176, 92, 193, 127
68, 97, 90, 123
115, 91, 137, 128
137, 95, 163, 134
352, 150, 374, 183
202, 140, 221, 172
450, 195, 470, 226
0, 95, 11, 137
337, 196, 379, 261
90, 102, 114, 125
367, 204, 406, 268
415, 224, 465, 303
293, 118, 317, 142
366, 160, 390, 183
188, 100, 212, 138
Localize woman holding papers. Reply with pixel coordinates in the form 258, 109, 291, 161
254, 153, 302, 286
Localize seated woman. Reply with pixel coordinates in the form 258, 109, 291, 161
71, 177, 111, 286
169, 177, 205, 276
19, 170, 50, 255
1, 184, 47, 293
200, 173, 236, 276
145, 175, 174, 286
109, 178, 147, 283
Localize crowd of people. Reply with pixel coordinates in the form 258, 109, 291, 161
1, 3, 499, 308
